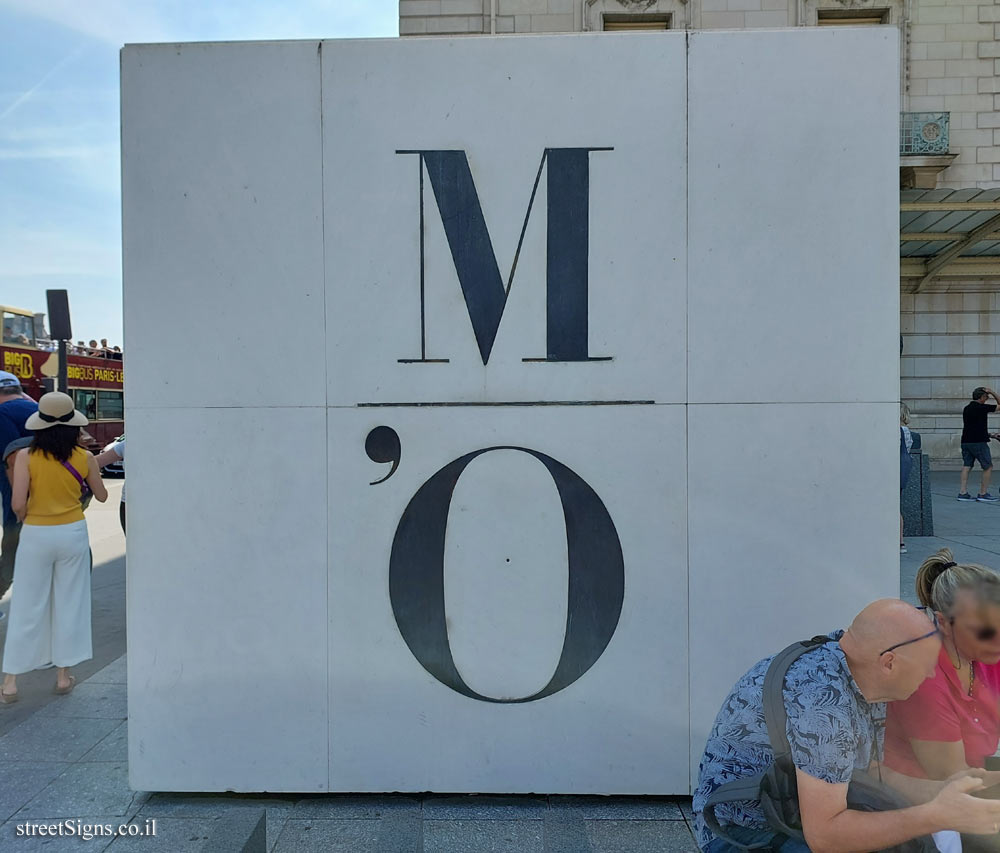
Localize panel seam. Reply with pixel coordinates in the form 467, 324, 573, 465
685, 28, 693, 797
318, 39, 331, 793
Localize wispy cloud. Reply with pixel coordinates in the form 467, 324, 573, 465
0, 0, 398, 342
1, 117, 112, 147
0, 0, 174, 46
0, 144, 114, 161
0, 0, 397, 45
0, 226, 120, 278
0, 44, 87, 122
0, 109, 120, 192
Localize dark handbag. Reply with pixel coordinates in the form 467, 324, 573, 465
703, 635, 937, 853
61, 459, 93, 511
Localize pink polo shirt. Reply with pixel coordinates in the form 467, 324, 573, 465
885, 647, 1000, 778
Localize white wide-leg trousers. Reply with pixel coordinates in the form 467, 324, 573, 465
2, 520, 92, 674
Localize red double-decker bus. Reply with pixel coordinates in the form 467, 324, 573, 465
0, 305, 123, 447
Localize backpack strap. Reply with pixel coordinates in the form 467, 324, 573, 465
702, 772, 772, 849
763, 635, 836, 764
701, 635, 837, 850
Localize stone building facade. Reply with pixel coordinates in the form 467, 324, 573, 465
400, 0, 1000, 467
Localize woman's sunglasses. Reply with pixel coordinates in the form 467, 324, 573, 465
950, 615, 999, 642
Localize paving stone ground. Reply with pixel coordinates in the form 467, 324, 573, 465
0, 683, 698, 851
0, 654, 699, 851
900, 471, 1000, 603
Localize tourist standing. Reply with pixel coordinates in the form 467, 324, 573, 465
901, 403, 914, 553
959, 387, 1000, 502
0, 393, 107, 702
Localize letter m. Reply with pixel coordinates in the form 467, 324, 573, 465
399, 148, 611, 365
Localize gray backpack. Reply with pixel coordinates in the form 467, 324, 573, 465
702, 635, 937, 852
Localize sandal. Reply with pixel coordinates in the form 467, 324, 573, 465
53, 675, 75, 696
0, 688, 18, 704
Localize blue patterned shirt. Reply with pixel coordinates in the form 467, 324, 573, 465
692, 631, 885, 850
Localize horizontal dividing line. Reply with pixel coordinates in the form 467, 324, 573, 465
357, 400, 656, 408
522, 356, 613, 363
674, 401, 905, 406
354, 400, 902, 408
394, 147, 615, 154
128, 405, 329, 410
902, 355, 998, 359
127, 401, 903, 412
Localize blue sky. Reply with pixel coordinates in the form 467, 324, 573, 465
0, 1, 398, 346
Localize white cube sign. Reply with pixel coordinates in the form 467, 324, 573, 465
122, 29, 900, 793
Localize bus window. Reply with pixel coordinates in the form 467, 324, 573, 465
2, 312, 34, 347
74, 390, 97, 421
97, 391, 123, 421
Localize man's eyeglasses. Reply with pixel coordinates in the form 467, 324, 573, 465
879, 606, 942, 656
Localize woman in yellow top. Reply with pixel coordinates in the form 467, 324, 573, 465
0, 393, 107, 702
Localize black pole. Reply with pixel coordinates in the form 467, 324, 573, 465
45, 289, 72, 396
58, 339, 68, 394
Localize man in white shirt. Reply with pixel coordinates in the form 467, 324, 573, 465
94, 439, 125, 533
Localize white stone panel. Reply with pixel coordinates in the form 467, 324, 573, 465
327, 404, 688, 792
687, 28, 900, 404
687, 401, 899, 788
321, 34, 687, 406
126, 406, 329, 792
121, 42, 326, 410
121, 29, 899, 794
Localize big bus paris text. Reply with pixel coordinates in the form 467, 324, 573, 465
0, 305, 123, 448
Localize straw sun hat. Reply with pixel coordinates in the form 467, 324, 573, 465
25, 392, 88, 431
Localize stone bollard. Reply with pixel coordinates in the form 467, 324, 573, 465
902, 431, 934, 537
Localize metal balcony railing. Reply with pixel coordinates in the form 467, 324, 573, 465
900, 112, 950, 156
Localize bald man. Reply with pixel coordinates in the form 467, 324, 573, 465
693, 600, 1000, 852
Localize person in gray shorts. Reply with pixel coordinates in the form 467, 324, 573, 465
959, 387, 1000, 502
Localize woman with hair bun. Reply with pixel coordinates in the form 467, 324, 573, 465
887, 549, 1000, 777
885, 548, 1000, 848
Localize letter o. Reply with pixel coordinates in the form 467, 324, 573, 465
389, 446, 624, 703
